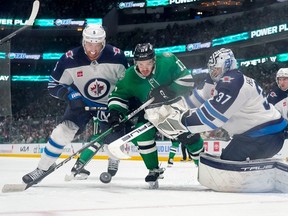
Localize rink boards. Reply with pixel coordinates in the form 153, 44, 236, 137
0, 140, 230, 161
0, 139, 287, 161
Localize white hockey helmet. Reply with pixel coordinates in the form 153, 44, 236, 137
82, 24, 106, 46
276, 68, 288, 90
207, 48, 237, 82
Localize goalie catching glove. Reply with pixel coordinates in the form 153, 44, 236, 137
145, 97, 189, 139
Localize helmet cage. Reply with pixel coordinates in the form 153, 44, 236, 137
207, 48, 237, 82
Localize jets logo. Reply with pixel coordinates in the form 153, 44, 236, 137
269, 91, 277, 97
113, 47, 121, 56
220, 76, 234, 83
65, 50, 74, 59
84, 78, 110, 100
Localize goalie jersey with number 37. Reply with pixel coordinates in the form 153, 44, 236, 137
184, 70, 284, 136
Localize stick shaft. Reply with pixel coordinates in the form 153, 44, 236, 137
0, 0, 40, 45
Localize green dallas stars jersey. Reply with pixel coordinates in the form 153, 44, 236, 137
108, 52, 194, 114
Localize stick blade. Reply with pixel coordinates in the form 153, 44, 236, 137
26, 0, 40, 25
2, 184, 28, 193
108, 143, 131, 159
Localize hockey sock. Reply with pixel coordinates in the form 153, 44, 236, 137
79, 145, 99, 164
140, 151, 159, 170
185, 137, 204, 165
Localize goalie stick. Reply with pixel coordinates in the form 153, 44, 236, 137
0, 0, 40, 45
2, 97, 154, 193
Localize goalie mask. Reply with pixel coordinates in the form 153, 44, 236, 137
276, 68, 288, 91
207, 48, 237, 83
82, 24, 106, 60
133, 43, 156, 77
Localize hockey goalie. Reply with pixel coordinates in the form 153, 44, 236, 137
145, 48, 288, 193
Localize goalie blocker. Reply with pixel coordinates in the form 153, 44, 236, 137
198, 153, 288, 193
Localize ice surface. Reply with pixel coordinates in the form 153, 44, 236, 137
1, 157, 288, 216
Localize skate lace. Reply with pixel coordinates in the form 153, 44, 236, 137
29, 169, 45, 180
149, 167, 165, 175
108, 159, 119, 171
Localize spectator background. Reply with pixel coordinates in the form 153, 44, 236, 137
0, 0, 287, 143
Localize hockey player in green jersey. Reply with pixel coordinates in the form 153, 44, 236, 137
107, 43, 204, 188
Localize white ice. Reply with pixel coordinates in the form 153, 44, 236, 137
1, 157, 288, 216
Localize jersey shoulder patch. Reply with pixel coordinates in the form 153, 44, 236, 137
162, 52, 173, 57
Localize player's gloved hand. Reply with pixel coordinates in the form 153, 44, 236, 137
108, 110, 124, 132
149, 86, 176, 103
64, 88, 85, 110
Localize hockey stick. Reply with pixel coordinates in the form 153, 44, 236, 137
65, 122, 154, 181
65, 98, 154, 181
64, 142, 103, 181
0, 0, 40, 45
2, 97, 154, 193
84, 106, 107, 111
107, 122, 154, 159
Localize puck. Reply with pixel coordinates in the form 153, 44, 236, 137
99, 172, 112, 184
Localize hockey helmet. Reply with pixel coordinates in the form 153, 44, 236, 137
276, 68, 288, 90
133, 43, 155, 61
207, 48, 237, 82
82, 24, 106, 46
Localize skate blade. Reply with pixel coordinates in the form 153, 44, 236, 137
64, 173, 89, 181
148, 180, 159, 189
2, 184, 27, 193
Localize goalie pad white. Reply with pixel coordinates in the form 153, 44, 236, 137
198, 153, 288, 193
145, 97, 189, 139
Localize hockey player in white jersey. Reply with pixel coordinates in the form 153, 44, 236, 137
22, 24, 128, 184
146, 48, 287, 161
267, 68, 288, 121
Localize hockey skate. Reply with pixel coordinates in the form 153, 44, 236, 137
145, 167, 165, 189
65, 159, 90, 181
22, 163, 56, 184
167, 158, 174, 167
107, 158, 120, 177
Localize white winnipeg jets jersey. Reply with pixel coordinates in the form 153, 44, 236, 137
48, 44, 128, 108
184, 70, 286, 137
267, 86, 288, 120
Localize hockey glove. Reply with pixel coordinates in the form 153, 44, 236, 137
64, 88, 85, 111
108, 110, 124, 132
149, 86, 176, 103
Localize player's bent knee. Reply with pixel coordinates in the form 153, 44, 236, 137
50, 120, 79, 145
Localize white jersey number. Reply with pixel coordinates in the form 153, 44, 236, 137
215, 92, 232, 104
